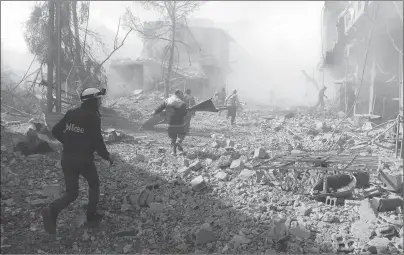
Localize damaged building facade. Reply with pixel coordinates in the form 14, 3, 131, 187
141, 21, 234, 96
321, 1, 403, 119
109, 21, 234, 97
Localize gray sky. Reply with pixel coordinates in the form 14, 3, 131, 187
1, 1, 325, 105
1, 1, 323, 54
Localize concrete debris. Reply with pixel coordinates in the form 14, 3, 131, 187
253, 147, 267, 159
2, 89, 403, 254
215, 171, 228, 181
195, 226, 216, 245
230, 159, 244, 171
190, 175, 206, 191
238, 169, 255, 180
289, 227, 311, 239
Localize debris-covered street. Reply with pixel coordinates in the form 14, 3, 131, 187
1, 89, 403, 253
1, 0, 403, 254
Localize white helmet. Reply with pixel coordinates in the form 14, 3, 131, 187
80, 88, 106, 102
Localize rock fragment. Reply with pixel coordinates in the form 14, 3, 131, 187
195, 227, 216, 245
253, 147, 267, 159
238, 169, 255, 180
215, 171, 228, 181
191, 176, 206, 191
230, 159, 244, 171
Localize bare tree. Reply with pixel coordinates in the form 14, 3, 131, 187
124, 1, 203, 98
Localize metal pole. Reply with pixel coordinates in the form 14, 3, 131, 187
55, 0, 62, 113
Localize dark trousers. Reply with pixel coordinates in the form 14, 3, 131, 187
49, 159, 100, 217
168, 126, 185, 150
315, 99, 325, 109
227, 106, 237, 125
184, 116, 192, 135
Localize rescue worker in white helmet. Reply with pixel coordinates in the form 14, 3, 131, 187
42, 87, 113, 234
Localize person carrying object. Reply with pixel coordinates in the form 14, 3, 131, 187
225, 89, 241, 125
152, 89, 188, 155
183, 88, 196, 135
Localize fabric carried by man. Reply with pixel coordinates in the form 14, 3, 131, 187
153, 89, 188, 155
42, 87, 113, 234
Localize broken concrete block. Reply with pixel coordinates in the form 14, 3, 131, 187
230, 159, 244, 171
368, 237, 391, 254
298, 206, 313, 216
230, 234, 251, 248
215, 171, 228, 181
148, 202, 164, 213
133, 89, 143, 96
315, 121, 325, 131
353, 171, 370, 188
195, 228, 216, 245
134, 154, 146, 162
291, 150, 303, 155
226, 139, 235, 148
371, 197, 403, 212
238, 169, 255, 180
363, 187, 383, 198
211, 141, 220, 148
239, 155, 248, 163
188, 160, 202, 171
191, 176, 206, 191
183, 158, 190, 167
289, 227, 311, 239
217, 155, 232, 168
178, 166, 191, 175
337, 111, 346, 118
205, 158, 213, 166
253, 147, 267, 159
378, 171, 403, 192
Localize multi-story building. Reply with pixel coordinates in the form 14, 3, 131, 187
320, 1, 403, 119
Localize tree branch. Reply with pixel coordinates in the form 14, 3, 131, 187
83, 27, 133, 86
114, 18, 121, 49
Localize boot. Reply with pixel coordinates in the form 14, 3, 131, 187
42, 207, 57, 234
171, 144, 177, 155
176, 142, 184, 155
86, 212, 103, 228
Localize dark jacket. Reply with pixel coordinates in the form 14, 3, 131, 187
318, 88, 327, 100
184, 94, 196, 117
51, 106, 110, 161
154, 95, 188, 128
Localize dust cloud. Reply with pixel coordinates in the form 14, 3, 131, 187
212, 1, 326, 109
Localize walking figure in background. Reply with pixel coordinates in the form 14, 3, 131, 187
153, 89, 188, 155
217, 87, 226, 116
225, 89, 241, 126
315, 86, 328, 109
183, 88, 196, 135
42, 88, 114, 234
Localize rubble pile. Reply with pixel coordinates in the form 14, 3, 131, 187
105, 90, 164, 122
1, 93, 402, 254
